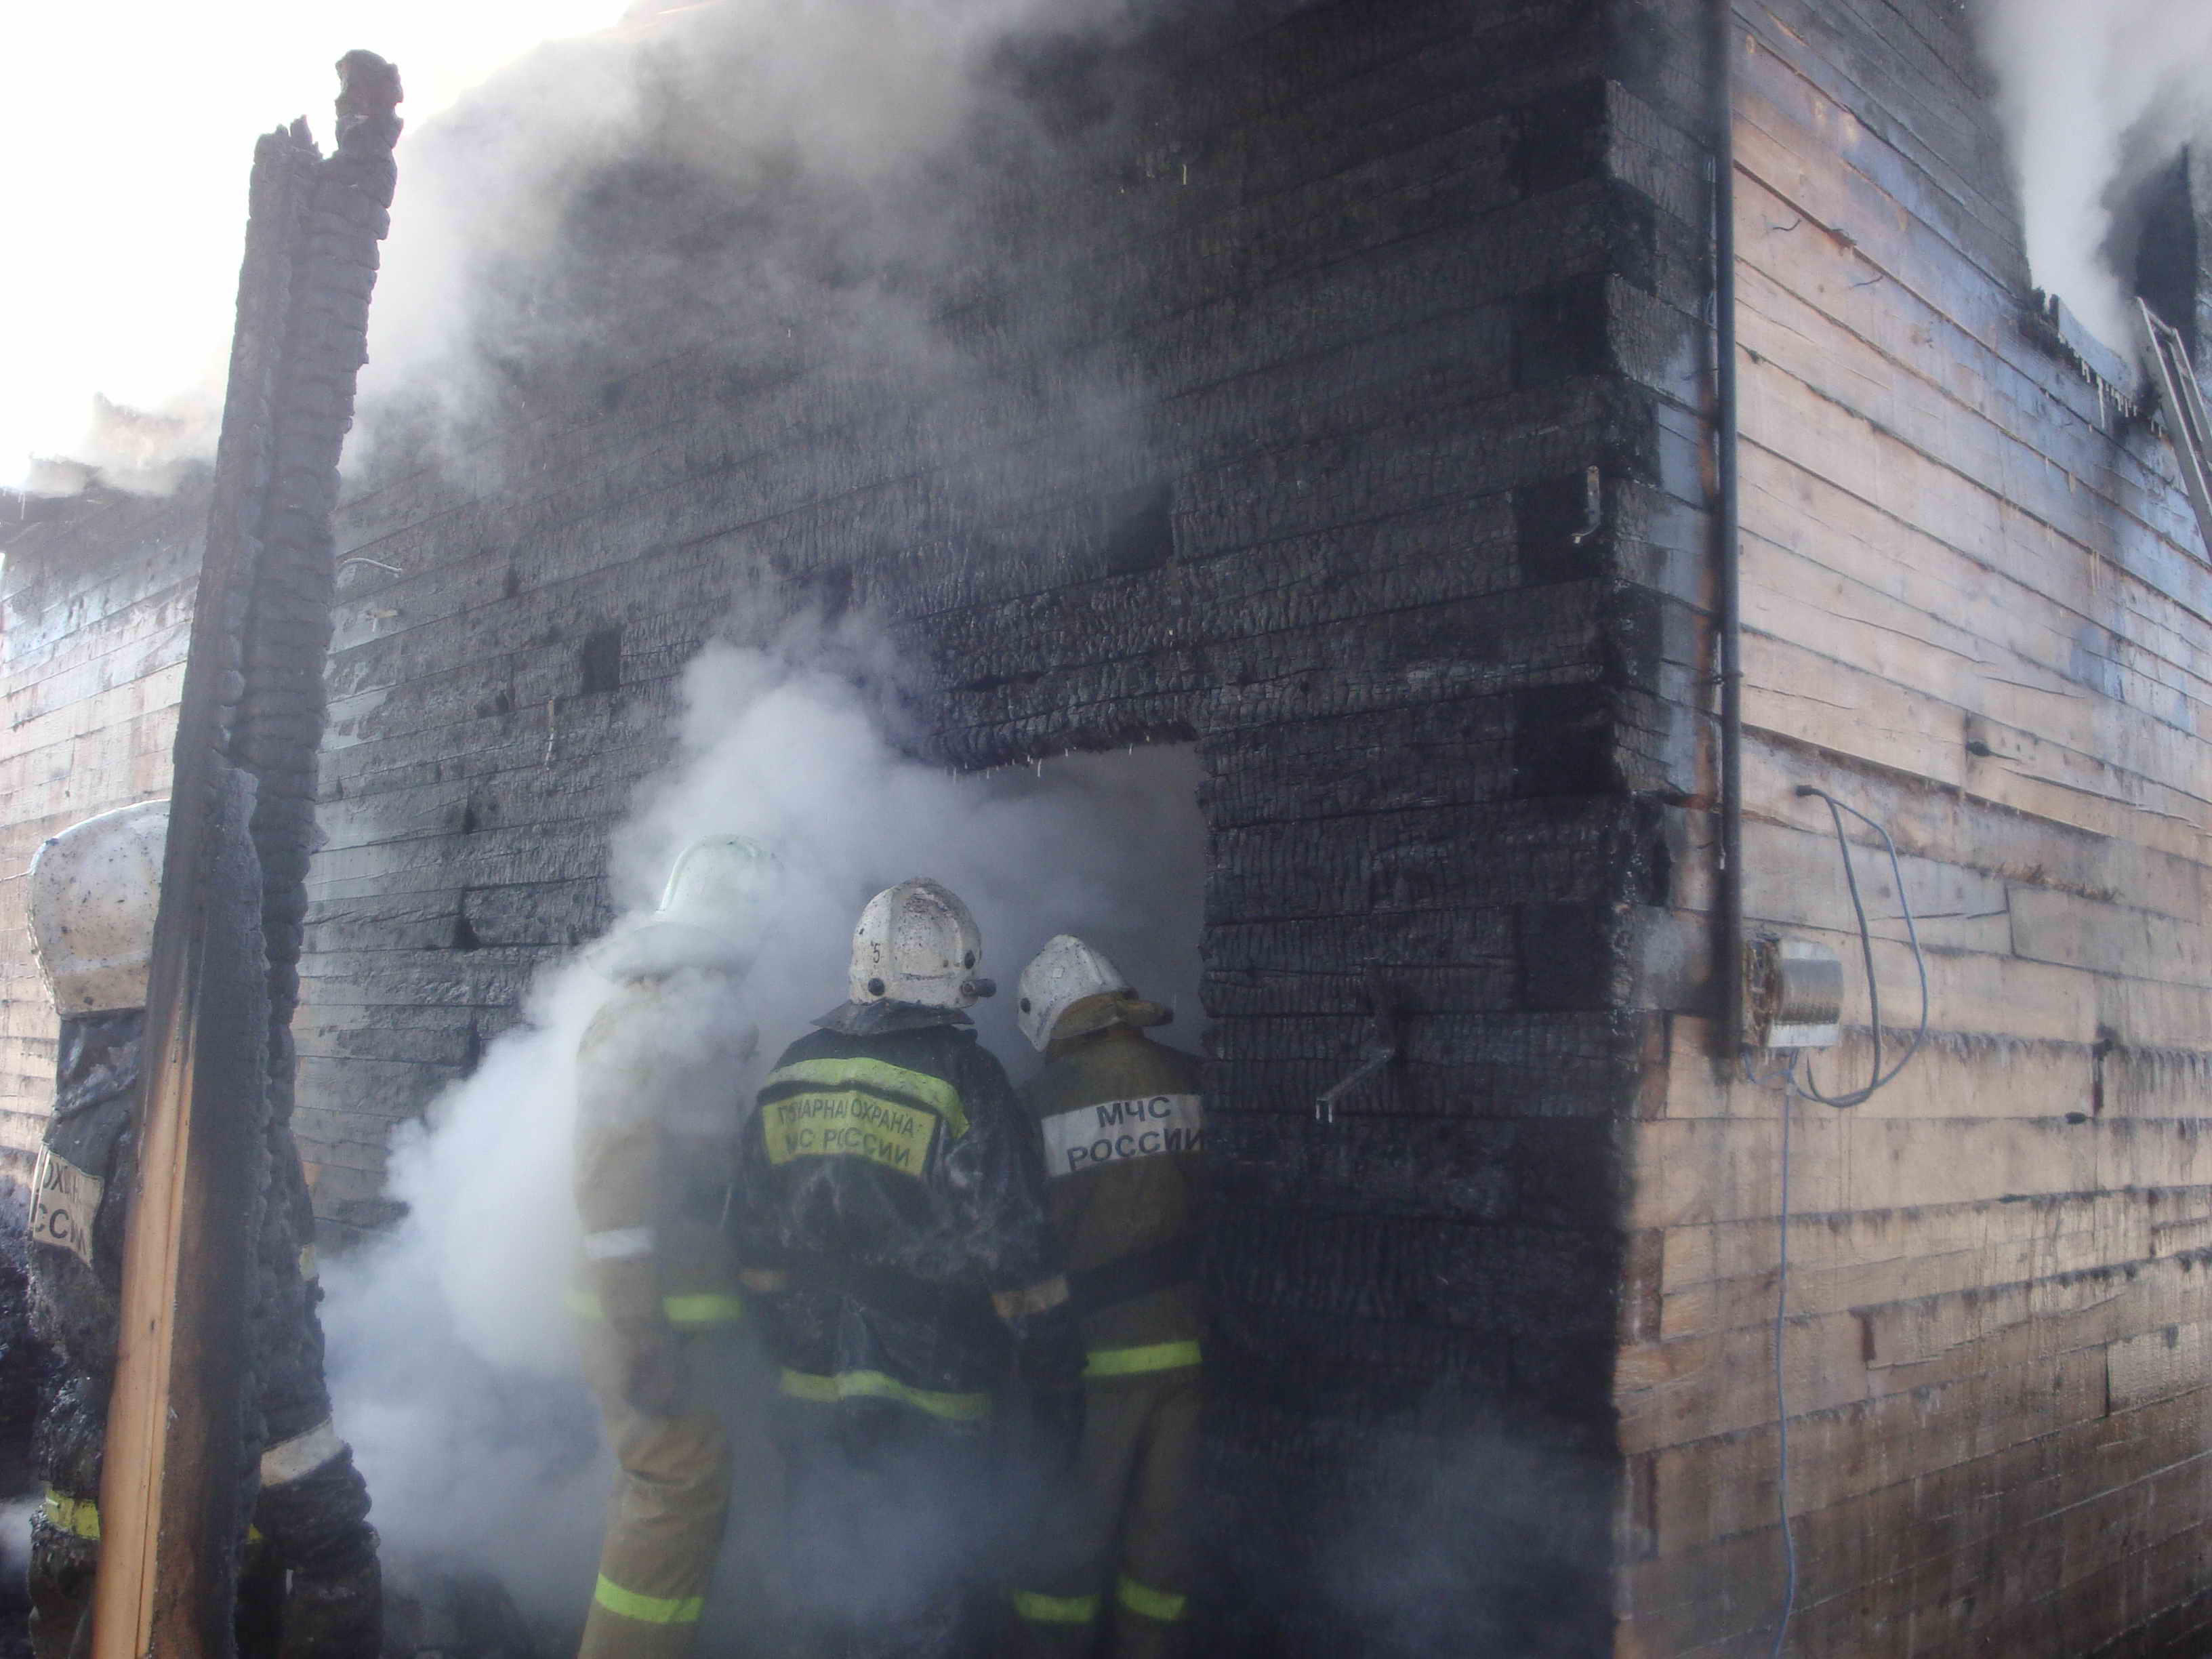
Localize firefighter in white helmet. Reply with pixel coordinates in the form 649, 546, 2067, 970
572, 835, 776, 1659
22, 801, 383, 1659
732, 878, 1084, 1658
1005, 935, 1204, 1658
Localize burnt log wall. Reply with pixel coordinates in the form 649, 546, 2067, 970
1618, 2, 2212, 1656
22, 0, 2211, 1651
307, 1, 1684, 1649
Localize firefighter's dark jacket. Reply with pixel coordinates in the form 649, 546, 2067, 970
28, 1013, 382, 1659
733, 1002, 1078, 1420
27, 1012, 141, 1383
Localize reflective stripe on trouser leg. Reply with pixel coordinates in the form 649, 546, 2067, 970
1104, 1364, 1200, 1659
1008, 1365, 1201, 1659
1012, 1590, 1101, 1625
594, 1576, 704, 1626
1008, 1587, 1103, 1659
1083, 1340, 1200, 1380
577, 1328, 732, 1659
1116, 1575, 1186, 1622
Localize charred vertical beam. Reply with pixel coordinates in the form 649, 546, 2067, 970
234, 50, 403, 1124
90, 54, 400, 1659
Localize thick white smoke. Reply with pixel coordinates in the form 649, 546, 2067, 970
0, 0, 629, 494
0, 1498, 33, 1589
8, 0, 1141, 493
319, 613, 1206, 1629
1976, 0, 2212, 348
352, 0, 1146, 476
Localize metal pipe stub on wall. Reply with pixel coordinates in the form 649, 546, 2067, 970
1741, 936, 1843, 1050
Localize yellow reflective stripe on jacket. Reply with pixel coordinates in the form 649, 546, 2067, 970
567, 1286, 744, 1327
44, 1490, 260, 1547
1084, 1339, 1201, 1379
764, 1058, 969, 1139
662, 1294, 744, 1327
1116, 1574, 1188, 1622
1011, 1589, 1101, 1624
43, 1489, 98, 1541
592, 1574, 704, 1626
777, 1366, 992, 1422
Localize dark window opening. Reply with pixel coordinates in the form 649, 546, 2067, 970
579, 626, 623, 696
1094, 482, 1176, 578
958, 740, 1207, 1065
2129, 152, 2199, 357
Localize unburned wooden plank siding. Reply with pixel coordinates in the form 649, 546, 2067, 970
1617, 0, 2212, 1653
0, 489, 202, 1187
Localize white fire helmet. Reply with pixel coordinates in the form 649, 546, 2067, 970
596, 834, 777, 981
848, 878, 993, 1010
27, 800, 170, 1016
1016, 934, 1130, 1051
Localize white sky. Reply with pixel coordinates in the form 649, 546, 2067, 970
0, 1, 626, 491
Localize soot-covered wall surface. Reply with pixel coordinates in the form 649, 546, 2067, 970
16, 0, 2212, 1653
302, 0, 1702, 1650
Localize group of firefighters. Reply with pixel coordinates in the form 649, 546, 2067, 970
573, 837, 1205, 1659
16, 806, 1200, 1659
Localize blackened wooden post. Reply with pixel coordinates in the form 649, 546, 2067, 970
91, 54, 401, 1659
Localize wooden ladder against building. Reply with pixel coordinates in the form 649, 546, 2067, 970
2139, 298, 2212, 559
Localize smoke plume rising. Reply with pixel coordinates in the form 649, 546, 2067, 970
8, 0, 1147, 493
317, 613, 1206, 1633
351, 0, 1149, 480
1976, 0, 2212, 348
0, 0, 630, 493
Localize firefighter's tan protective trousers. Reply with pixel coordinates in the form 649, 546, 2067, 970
579, 1327, 733, 1659
1008, 1360, 1200, 1659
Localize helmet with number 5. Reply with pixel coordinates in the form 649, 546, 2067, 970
848, 878, 994, 1009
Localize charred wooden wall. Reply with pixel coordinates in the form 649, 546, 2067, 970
22, 0, 2209, 1651
1617, 2, 2212, 1656
0, 489, 203, 1191
307, 0, 1689, 1649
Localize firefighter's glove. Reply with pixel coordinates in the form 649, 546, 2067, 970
1029, 1382, 1086, 1481
623, 1329, 685, 1416
1007, 1292, 1086, 1390
1012, 1298, 1088, 1477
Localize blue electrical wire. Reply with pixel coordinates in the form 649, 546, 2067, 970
1753, 788, 1930, 1656
1769, 1080, 1797, 1659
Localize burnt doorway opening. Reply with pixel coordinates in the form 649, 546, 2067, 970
951, 741, 1206, 1073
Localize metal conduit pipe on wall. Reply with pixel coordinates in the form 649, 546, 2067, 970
1712, 0, 1745, 1059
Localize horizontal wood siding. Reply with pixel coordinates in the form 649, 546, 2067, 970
1617, 1, 2212, 1654
0, 489, 204, 1192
